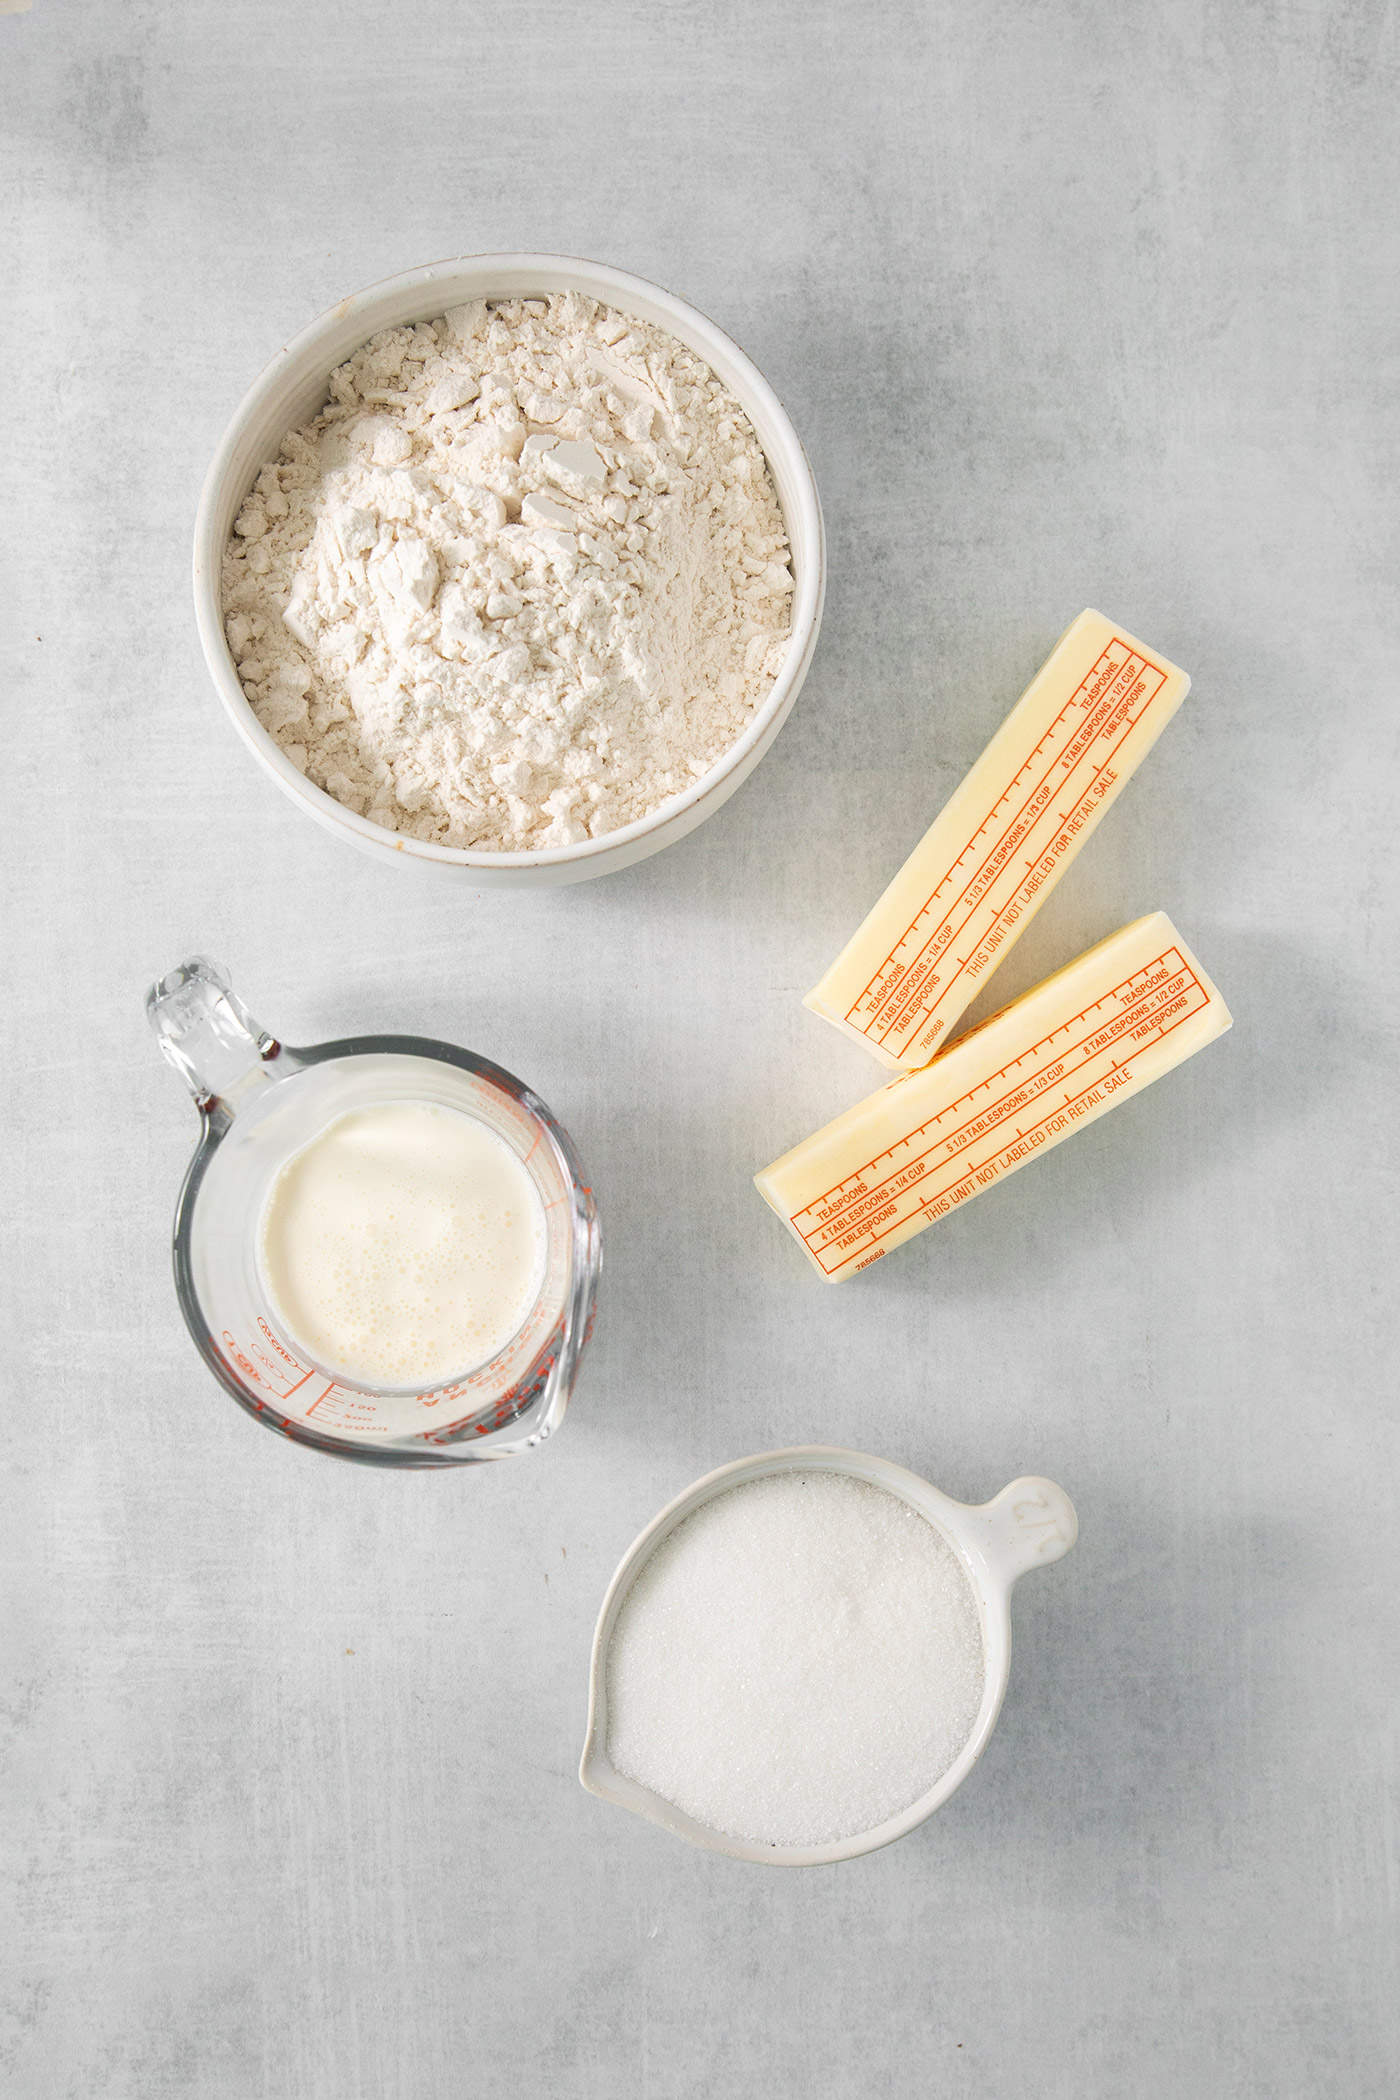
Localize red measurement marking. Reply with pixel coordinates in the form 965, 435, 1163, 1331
811, 949, 1192, 1221
797, 947, 1209, 1276
846, 641, 1170, 1051
300, 1381, 392, 1433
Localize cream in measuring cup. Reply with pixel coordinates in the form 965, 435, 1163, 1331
259, 1101, 548, 1390
147, 957, 599, 1465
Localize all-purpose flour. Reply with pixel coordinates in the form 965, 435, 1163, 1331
222, 294, 794, 851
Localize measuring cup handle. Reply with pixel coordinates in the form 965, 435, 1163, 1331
146, 957, 287, 1118
972, 1477, 1079, 1587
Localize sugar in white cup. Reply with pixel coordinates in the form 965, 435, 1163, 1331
580, 1446, 1077, 1866
194, 255, 825, 887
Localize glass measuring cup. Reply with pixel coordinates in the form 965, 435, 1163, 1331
147, 958, 600, 1467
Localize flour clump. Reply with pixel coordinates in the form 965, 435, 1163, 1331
222, 294, 794, 851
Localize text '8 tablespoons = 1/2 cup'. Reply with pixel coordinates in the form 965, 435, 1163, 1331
580, 1447, 1077, 1864
147, 958, 600, 1467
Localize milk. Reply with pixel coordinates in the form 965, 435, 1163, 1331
258, 1101, 547, 1389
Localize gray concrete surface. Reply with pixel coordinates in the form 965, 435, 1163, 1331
4, 3, 1398, 2095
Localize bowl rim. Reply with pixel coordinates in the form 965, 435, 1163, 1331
578, 1445, 1021, 1867
193, 251, 825, 871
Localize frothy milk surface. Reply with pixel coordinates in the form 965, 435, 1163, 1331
258, 1101, 547, 1388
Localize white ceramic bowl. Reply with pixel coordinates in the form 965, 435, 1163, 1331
580, 1446, 1077, 1866
193, 254, 825, 886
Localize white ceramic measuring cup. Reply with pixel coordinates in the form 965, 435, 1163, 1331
580, 1445, 1077, 1865
148, 958, 599, 1467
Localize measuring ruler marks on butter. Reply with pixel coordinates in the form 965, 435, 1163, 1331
758, 912, 1230, 1281
804, 611, 1192, 1072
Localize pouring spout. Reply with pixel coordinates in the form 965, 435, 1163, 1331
146, 957, 286, 1121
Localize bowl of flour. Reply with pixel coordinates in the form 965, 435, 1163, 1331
195, 256, 824, 885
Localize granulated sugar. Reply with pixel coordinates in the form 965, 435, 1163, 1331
604, 1470, 985, 1848
222, 293, 793, 851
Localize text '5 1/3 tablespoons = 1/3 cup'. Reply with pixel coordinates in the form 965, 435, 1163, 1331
146, 957, 600, 1467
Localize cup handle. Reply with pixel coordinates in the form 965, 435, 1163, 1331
146, 956, 287, 1122
971, 1476, 1079, 1586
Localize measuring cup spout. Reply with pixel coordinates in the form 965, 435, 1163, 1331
146, 957, 286, 1121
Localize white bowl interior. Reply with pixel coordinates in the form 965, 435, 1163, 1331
194, 255, 824, 881
578, 1447, 1020, 1868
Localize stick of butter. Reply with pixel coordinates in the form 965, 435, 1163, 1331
805, 611, 1191, 1071
758, 912, 1230, 1282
